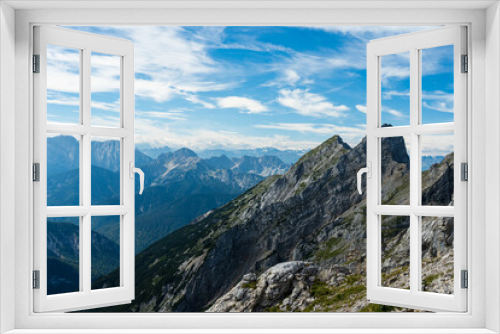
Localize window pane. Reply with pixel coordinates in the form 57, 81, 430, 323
380, 52, 410, 127
381, 215, 410, 289
47, 217, 80, 295
381, 135, 410, 205
47, 44, 81, 125
91, 216, 120, 290
47, 134, 80, 206
421, 45, 454, 124
91, 137, 121, 205
421, 133, 454, 206
91, 52, 121, 128
421, 216, 454, 294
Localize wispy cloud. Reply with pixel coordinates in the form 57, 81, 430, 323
422, 90, 453, 102
423, 101, 453, 113
136, 110, 187, 121
217, 96, 268, 114
57, 26, 238, 105
382, 90, 410, 100
255, 122, 366, 146
356, 105, 367, 114
134, 118, 320, 151
185, 95, 216, 109
383, 107, 406, 118
421, 133, 454, 156
48, 93, 120, 112
278, 89, 349, 118
422, 90, 453, 113
310, 26, 438, 41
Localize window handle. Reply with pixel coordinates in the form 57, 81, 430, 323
129, 162, 145, 195
357, 162, 371, 195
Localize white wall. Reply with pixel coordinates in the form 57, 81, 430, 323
486, 2, 500, 333
0, 2, 16, 333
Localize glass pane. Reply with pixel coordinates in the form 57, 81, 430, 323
381, 135, 410, 205
421, 133, 454, 206
91, 216, 120, 290
421, 45, 454, 124
381, 52, 410, 127
91, 52, 121, 128
46, 44, 81, 125
91, 137, 121, 205
421, 216, 454, 294
381, 215, 410, 289
47, 134, 80, 206
47, 217, 80, 295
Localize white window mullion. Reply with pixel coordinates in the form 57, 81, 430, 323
409, 47, 420, 295
365, 47, 380, 300
122, 48, 135, 293
82, 47, 92, 295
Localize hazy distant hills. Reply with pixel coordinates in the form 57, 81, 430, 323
47, 136, 153, 176
134, 142, 307, 165
197, 147, 307, 164
47, 136, 294, 258
422, 155, 445, 171
47, 221, 120, 295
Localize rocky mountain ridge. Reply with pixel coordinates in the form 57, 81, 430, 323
92, 132, 454, 313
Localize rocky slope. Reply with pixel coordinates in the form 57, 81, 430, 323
93, 133, 454, 313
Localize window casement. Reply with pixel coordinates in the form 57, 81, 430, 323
6, 5, 490, 332
362, 26, 467, 312
33, 26, 142, 312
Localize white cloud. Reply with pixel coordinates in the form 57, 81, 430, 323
217, 96, 268, 114
49, 26, 238, 105
185, 95, 216, 109
421, 133, 454, 157
47, 93, 120, 112
92, 100, 120, 112
422, 90, 453, 102
423, 101, 453, 113
382, 90, 410, 100
383, 107, 406, 118
255, 122, 366, 146
284, 69, 300, 85
422, 90, 453, 113
136, 111, 187, 121
356, 105, 367, 114
277, 89, 349, 118
311, 26, 438, 40
381, 64, 410, 83
46, 46, 121, 95
134, 118, 320, 151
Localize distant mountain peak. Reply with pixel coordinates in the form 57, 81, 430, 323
291, 134, 351, 172
174, 148, 198, 158
156, 148, 198, 164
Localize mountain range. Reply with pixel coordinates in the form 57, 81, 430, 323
197, 147, 307, 164
47, 221, 120, 295
47, 136, 292, 254
134, 143, 307, 165
89, 133, 454, 312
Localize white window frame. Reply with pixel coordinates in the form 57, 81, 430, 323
365, 26, 467, 312
1, 2, 499, 333
32, 25, 136, 313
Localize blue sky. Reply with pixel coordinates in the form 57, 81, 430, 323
47, 26, 454, 156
